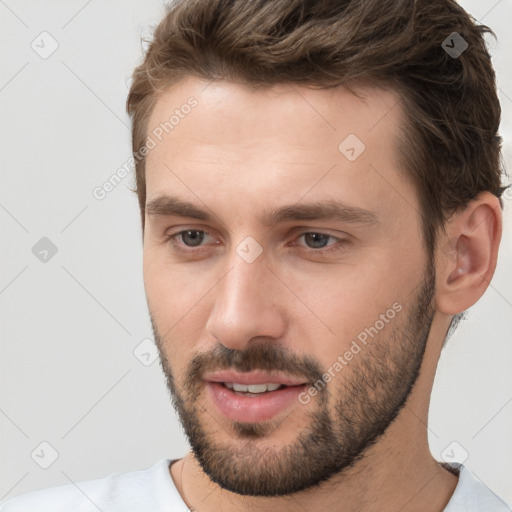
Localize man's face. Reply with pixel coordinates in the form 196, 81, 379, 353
143, 78, 436, 496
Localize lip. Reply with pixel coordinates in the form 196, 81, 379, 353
203, 370, 308, 387
206, 381, 308, 423
203, 371, 310, 423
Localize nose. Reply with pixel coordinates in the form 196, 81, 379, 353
205, 251, 287, 351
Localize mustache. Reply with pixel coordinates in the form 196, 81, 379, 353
184, 342, 324, 391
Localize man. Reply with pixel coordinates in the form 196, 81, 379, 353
1, 0, 510, 510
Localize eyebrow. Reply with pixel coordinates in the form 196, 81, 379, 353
145, 195, 380, 227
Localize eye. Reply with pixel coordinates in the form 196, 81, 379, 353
165, 229, 350, 257
175, 229, 207, 247
167, 229, 217, 251
299, 232, 335, 249
294, 231, 351, 255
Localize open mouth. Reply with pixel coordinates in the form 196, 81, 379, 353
206, 381, 309, 422
222, 382, 287, 396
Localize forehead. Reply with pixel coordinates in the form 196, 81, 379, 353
146, 78, 404, 151
143, 77, 415, 225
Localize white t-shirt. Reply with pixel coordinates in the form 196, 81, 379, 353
0, 459, 510, 511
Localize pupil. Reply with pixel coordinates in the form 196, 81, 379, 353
305, 233, 328, 249
182, 230, 204, 246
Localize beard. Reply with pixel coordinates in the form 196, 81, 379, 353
150, 257, 436, 497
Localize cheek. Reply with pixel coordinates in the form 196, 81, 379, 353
288, 261, 408, 364
144, 249, 205, 318
143, 252, 214, 360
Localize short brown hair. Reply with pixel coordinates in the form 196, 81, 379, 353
126, 0, 508, 332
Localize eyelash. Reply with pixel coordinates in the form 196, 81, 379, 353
165, 229, 351, 256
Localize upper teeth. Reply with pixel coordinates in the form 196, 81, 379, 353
224, 382, 282, 393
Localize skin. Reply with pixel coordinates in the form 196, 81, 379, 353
142, 77, 502, 511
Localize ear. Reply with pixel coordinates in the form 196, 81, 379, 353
435, 191, 502, 315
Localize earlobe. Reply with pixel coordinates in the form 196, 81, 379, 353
436, 192, 502, 315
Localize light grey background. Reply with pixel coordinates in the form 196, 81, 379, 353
1, 0, 511, 504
